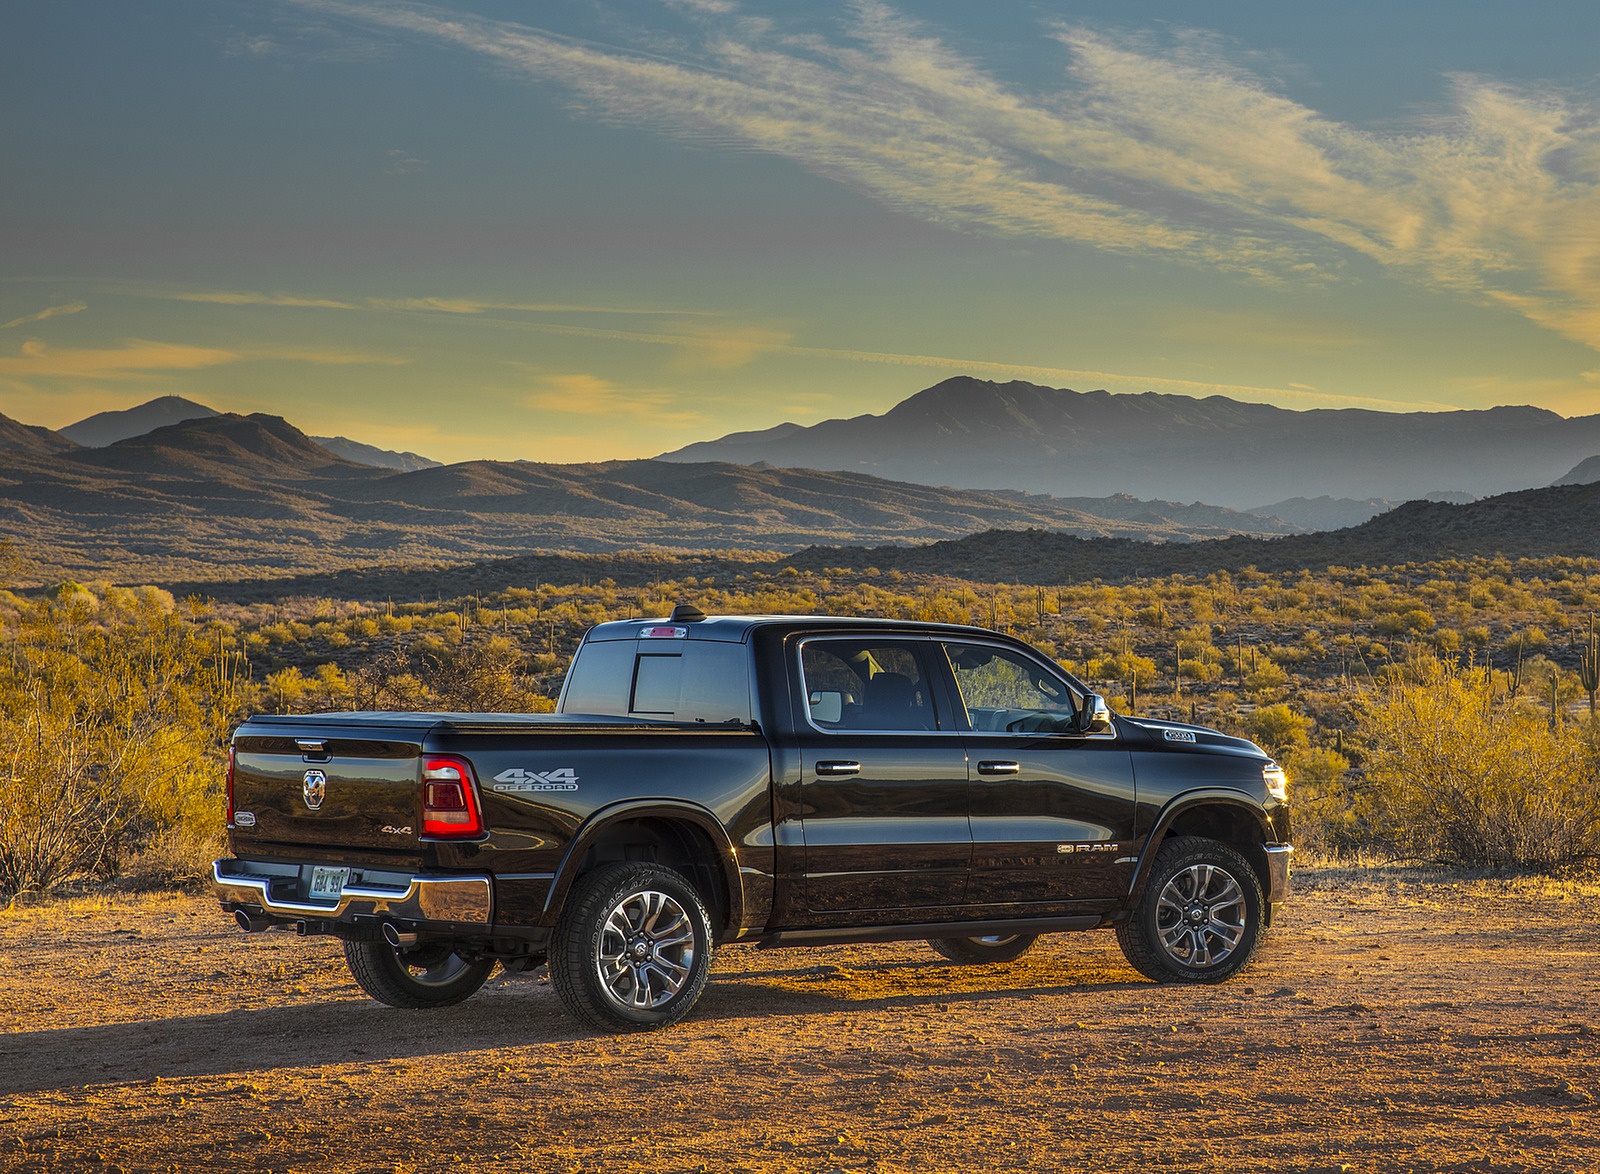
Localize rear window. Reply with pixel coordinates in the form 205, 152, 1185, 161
560, 639, 751, 723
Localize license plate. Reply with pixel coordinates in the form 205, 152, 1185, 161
308, 866, 349, 902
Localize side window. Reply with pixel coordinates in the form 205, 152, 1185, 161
944, 643, 1078, 733
800, 641, 938, 732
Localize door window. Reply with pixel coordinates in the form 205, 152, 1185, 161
944, 643, 1078, 733
800, 640, 938, 731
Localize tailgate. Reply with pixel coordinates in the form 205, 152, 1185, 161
232, 723, 429, 852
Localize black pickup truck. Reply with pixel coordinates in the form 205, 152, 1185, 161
215, 608, 1292, 1030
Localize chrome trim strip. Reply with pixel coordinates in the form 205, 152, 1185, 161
1264, 844, 1293, 904
212, 859, 493, 925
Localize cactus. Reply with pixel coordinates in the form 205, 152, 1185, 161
1580, 614, 1600, 716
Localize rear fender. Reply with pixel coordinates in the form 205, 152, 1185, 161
543, 799, 746, 937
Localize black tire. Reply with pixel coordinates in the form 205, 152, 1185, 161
342, 939, 495, 1009
1116, 835, 1263, 984
928, 934, 1040, 964
549, 861, 714, 1032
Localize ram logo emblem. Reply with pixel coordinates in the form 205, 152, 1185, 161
492, 767, 579, 792
302, 769, 327, 810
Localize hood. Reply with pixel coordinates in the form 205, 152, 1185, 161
1119, 715, 1269, 761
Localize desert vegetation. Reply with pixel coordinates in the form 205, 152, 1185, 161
3, 539, 1600, 895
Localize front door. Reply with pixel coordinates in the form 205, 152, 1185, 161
939, 641, 1138, 912
795, 637, 971, 918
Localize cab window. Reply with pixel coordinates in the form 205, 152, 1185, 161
800, 640, 938, 732
943, 643, 1078, 733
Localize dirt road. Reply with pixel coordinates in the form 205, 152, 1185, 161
1, 867, 1597, 1173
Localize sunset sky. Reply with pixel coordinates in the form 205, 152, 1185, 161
5, 1, 1600, 463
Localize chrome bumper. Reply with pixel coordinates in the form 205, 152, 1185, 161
212, 859, 493, 926
1265, 844, 1293, 904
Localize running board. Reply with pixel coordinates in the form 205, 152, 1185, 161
756, 914, 1103, 949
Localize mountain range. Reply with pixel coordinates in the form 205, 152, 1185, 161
660, 376, 1600, 509
0, 410, 1301, 583
53, 395, 442, 472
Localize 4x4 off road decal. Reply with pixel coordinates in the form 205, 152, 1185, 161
492, 767, 579, 793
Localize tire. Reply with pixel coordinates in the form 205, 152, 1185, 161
549, 861, 715, 1032
928, 933, 1040, 964
1116, 835, 1263, 984
342, 939, 495, 1009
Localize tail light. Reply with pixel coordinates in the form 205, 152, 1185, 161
422, 756, 484, 838
225, 745, 237, 825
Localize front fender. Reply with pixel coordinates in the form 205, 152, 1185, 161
1127, 788, 1279, 905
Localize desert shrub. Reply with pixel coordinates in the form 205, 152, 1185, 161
1360, 661, 1600, 870
1279, 746, 1355, 856
0, 589, 245, 895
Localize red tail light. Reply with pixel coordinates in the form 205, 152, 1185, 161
422, 756, 484, 838
225, 745, 237, 825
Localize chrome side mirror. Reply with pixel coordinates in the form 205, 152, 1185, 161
1080, 693, 1113, 735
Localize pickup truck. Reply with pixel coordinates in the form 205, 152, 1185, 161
214, 607, 1292, 1031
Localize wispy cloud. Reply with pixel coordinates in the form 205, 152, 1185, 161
523, 372, 702, 422
1, 301, 88, 330
292, 1, 1600, 353
171, 290, 363, 309
0, 338, 407, 382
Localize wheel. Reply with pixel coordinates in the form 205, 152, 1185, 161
1116, 836, 1263, 983
928, 933, 1040, 964
549, 861, 714, 1031
342, 939, 495, 1008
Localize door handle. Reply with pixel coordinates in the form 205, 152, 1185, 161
977, 760, 1021, 776
815, 760, 861, 777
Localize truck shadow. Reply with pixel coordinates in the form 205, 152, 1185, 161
0, 963, 1144, 1096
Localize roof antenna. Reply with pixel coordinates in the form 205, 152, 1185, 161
670, 602, 707, 623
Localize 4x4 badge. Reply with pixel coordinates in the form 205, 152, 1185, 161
303, 769, 327, 810
492, 767, 579, 792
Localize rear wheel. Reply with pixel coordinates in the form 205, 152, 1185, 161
928, 933, 1039, 964
549, 861, 714, 1032
343, 939, 495, 1009
1116, 836, 1263, 983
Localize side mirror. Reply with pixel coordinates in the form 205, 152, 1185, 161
1080, 693, 1113, 735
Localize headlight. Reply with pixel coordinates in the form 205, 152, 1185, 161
1263, 764, 1288, 801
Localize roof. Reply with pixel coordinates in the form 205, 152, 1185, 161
581, 613, 1008, 643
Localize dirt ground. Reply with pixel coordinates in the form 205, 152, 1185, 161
1, 867, 1597, 1174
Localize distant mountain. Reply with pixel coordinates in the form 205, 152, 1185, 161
0, 411, 78, 456
1248, 491, 1476, 532
783, 480, 1600, 582
1552, 456, 1600, 486
659, 376, 1600, 508
0, 415, 1301, 582
60, 395, 218, 446
311, 436, 442, 471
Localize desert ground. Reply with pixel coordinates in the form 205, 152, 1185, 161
1, 867, 1596, 1174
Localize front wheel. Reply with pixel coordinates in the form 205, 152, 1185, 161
928, 934, 1039, 964
343, 939, 495, 1008
1116, 836, 1263, 983
549, 861, 714, 1031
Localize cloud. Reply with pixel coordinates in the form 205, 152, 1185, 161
524, 372, 701, 421
1, 301, 88, 330
0, 339, 240, 380
368, 296, 715, 316
292, 1, 1600, 352
171, 290, 363, 309
0, 338, 407, 381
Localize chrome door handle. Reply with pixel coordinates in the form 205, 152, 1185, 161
815, 760, 861, 777
977, 760, 1021, 776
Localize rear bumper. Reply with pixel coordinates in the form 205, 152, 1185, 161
212, 857, 493, 929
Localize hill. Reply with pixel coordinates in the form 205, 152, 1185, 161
781, 480, 1600, 582
60, 395, 219, 446
0, 411, 78, 456
659, 376, 1600, 508
1552, 455, 1600, 486
311, 435, 442, 471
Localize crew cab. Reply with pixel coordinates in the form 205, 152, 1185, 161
214, 607, 1292, 1030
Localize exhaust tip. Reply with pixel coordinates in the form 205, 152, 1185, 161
382, 923, 420, 948
235, 910, 268, 933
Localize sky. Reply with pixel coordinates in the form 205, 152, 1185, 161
4, 0, 1600, 464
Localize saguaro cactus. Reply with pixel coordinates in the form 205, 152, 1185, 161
1579, 614, 1600, 717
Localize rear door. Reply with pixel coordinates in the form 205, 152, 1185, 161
793, 636, 971, 917
937, 641, 1138, 911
